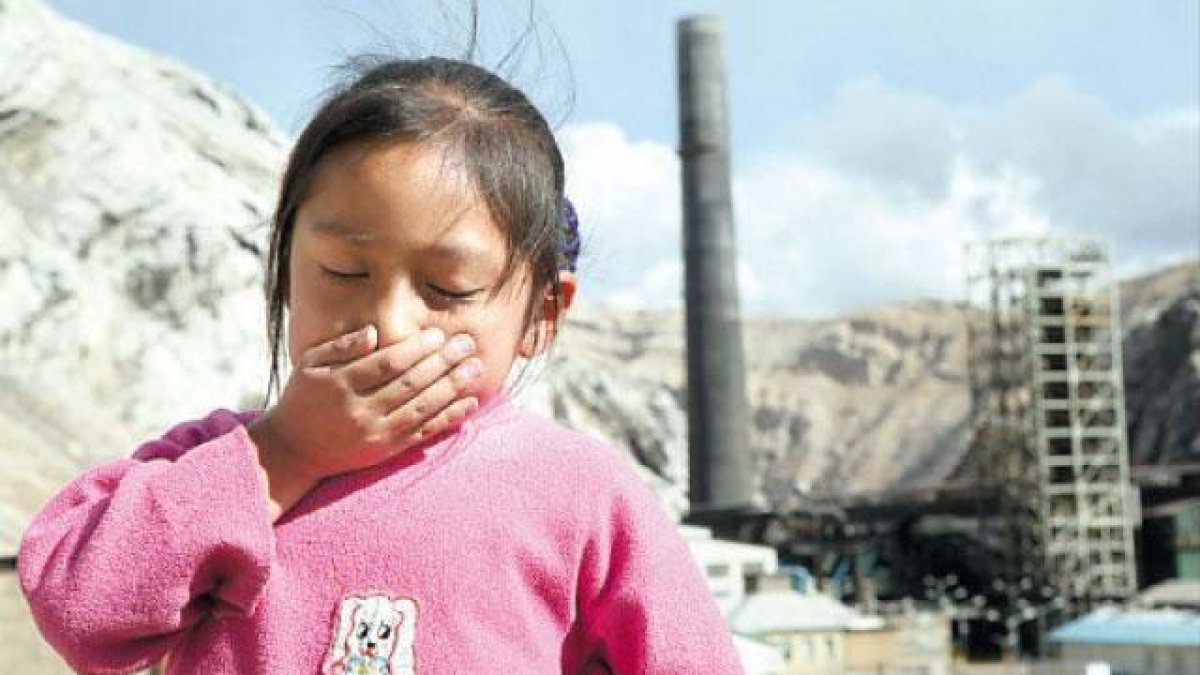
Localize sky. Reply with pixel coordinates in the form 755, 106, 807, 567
51, 0, 1200, 318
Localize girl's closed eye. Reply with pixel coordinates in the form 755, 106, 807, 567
319, 262, 484, 304
320, 264, 368, 283
426, 283, 484, 301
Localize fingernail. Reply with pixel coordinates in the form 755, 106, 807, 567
420, 327, 445, 349
448, 334, 475, 358
464, 397, 479, 413
454, 359, 482, 383
343, 327, 366, 347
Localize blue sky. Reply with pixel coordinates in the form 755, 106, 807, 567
50, 0, 1200, 317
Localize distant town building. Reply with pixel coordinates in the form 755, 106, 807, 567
1139, 488, 1200, 587
731, 633, 787, 675
682, 524, 779, 614
682, 525, 785, 673
843, 613, 953, 675
1135, 579, 1200, 611
726, 580, 879, 674
1049, 607, 1200, 675
684, 524, 957, 675
715, 569, 951, 675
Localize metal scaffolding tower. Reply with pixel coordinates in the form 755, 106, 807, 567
966, 238, 1138, 611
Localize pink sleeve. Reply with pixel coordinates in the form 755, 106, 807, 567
17, 410, 275, 674
574, 454, 745, 674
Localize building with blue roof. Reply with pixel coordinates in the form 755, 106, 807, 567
1049, 608, 1200, 675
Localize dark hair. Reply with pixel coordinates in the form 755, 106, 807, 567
263, 56, 570, 402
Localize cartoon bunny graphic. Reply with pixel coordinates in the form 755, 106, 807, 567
323, 594, 418, 675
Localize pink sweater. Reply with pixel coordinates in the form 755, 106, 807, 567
19, 393, 744, 674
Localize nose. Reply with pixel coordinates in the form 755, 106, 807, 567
369, 279, 426, 348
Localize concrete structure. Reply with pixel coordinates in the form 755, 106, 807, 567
676, 15, 755, 516
966, 238, 1139, 613
843, 614, 953, 675
723, 572, 951, 675
727, 586, 867, 675
1139, 488, 1200, 586
680, 526, 786, 672
1049, 608, 1200, 675
731, 634, 786, 675
725, 576, 954, 675
686, 524, 954, 675
1172, 498, 1200, 579
1134, 578, 1200, 611
682, 524, 779, 614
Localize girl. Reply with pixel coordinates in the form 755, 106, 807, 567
19, 57, 744, 673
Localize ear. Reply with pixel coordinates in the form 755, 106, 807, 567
519, 271, 577, 359
387, 598, 418, 668
389, 598, 416, 626
324, 597, 363, 669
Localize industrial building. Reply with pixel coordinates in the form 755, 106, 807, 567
964, 237, 1140, 608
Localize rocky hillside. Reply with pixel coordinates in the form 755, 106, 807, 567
525, 299, 975, 509
1, 0, 280, 553
1122, 261, 1200, 466
531, 259, 1199, 509
0, 0, 281, 436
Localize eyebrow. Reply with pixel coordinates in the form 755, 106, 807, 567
311, 219, 374, 245
311, 219, 493, 267
426, 238, 492, 267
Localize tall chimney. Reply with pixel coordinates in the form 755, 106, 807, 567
677, 15, 754, 515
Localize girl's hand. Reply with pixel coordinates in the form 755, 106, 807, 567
249, 324, 482, 517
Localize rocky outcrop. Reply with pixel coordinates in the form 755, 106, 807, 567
530, 300, 974, 508
0, 0, 283, 440
1123, 275, 1200, 465
530, 262, 1199, 512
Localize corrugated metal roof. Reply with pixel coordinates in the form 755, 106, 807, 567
1049, 609, 1200, 647
1136, 579, 1200, 609
728, 590, 885, 634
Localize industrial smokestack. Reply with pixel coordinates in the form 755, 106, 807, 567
677, 15, 755, 516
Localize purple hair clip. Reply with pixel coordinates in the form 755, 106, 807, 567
558, 197, 581, 272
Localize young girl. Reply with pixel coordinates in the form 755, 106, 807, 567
19, 57, 744, 673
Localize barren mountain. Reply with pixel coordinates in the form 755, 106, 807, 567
528, 260, 1199, 510
529, 299, 975, 505
0, 0, 281, 436
1122, 261, 1200, 466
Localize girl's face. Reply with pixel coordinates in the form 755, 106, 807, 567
286, 140, 541, 407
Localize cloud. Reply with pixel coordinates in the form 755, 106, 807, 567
733, 154, 1061, 317
800, 76, 957, 202
602, 258, 679, 311
560, 80, 1198, 318
602, 256, 765, 313
968, 80, 1198, 260
798, 77, 1198, 273
559, 123, 681, 293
